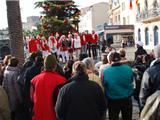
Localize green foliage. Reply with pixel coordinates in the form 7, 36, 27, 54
35, 0, 80, 37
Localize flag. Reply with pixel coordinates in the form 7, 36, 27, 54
130, 0, 133, 9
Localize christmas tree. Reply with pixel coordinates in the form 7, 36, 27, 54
35, 0, 81, 37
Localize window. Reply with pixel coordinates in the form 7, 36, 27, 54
145, 28, 149, 45
118, 15, 120, 22
138, 29, 141, 41
127, 16, 130, 24
123, 17, 126, 25
122, 2, 125, 11
115, 16, 118, 23
145, 0, 148, 10
154, 26, 159, 45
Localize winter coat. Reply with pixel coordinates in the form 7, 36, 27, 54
0, 86, 10, 120
88, 72, 104, 91
140, 59, 160, 107
2, 66, 20, 111
140, 90, 160, 120
103, 63, 134, 100
31, 71, 66, 120
55, 72, 107, 120
24, 63, 43, 104
135, 46, 147, 60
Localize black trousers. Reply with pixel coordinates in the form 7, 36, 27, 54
87, 43, 91, 57
92, 44, 97, 58
108, 97, 132, 120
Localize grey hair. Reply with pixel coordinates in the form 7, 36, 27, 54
82, 57, 94, 69
154, 44, 160, 58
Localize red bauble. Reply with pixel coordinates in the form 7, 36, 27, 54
43, 4, 50, 11
76, 11, 81, 15
56, 5, 61, 11
64, 19, 68, 24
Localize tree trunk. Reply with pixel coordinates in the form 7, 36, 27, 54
6, 1, 24, 66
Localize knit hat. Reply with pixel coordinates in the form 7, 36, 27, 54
109, 52, 121, 62
44, 55, 57, 70
136, 41, 143, 47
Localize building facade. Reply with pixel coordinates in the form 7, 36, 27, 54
109, 0, 136, 25
135, 0, 160, 49
79, 2, 109, 33
107, 0, 136, 44
0, 29, 10, 60
23, 16, 40, 30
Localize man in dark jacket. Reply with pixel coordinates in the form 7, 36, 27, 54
24, 56, 43, 103
22, 56, 43, 120
135, 41, 147, 60
55, 61, 107, 120
140, 44, 160, 108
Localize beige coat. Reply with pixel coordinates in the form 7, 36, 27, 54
88, 73, 104, 92
140, 90, 160, 120
0, 86, 10, 120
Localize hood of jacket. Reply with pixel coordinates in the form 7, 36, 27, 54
71, 72, 89, 82
5, 66, 19, 72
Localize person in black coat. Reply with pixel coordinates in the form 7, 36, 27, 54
22, 56, 43, 120
55, 61, 107, 120
135, 41, 147, 60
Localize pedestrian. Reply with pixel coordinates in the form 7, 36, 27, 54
0, 86, 11, 120
63, 60, 74, 79
2, 57, 21, 120
48, 34, 57, 57
23, 56, 44, 120
79, 53, 88, 61
59, 35, 69, 63
0, 55, 12, 85
16, 52, 37, 97
85, 31, 92, 57
103, 52, 133, 120
80, 32, 87, 53
99, 53, 110, 79
135, 41, 147, 60
30, 55, 66, 120
91, 30, 98, 59
55, 61, 107, 120
82, 57, 104, 91
139, 44, 160, 108
73, 33, 81, 60
67, 34, 74, 60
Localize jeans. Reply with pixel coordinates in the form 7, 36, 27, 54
81, 44, 87, 53
108, 97, 132, 120
92, 44, 97, 57
87, 43, 91, 57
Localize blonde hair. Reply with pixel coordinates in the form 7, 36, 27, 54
118, 48, 126, 58
3, 55, 12, 65
72, 61, 86, 74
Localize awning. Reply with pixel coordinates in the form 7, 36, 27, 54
104, 25, 134, 34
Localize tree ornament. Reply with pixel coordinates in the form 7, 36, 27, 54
64, 19, 68, 24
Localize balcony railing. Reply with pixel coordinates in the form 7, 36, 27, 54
136, 6, 160, 22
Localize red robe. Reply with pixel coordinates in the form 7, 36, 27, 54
36, 39, 42, 51
80, 34, 86, 46
28, 39, 38, 53
31, 71, 66, 120
91, 33, 98, 44
85, 34, 92, 43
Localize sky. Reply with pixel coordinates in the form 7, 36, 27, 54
0, 0, 109, 29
